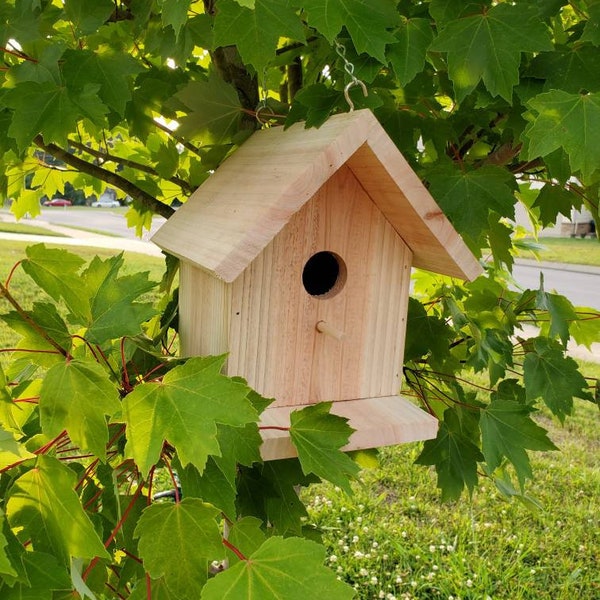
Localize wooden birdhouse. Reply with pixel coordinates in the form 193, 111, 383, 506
152, 109, 482, 460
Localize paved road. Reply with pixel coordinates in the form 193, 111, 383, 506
512, 260, 600, 310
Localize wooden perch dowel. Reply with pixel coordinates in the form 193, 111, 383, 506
316, 320, 345, 341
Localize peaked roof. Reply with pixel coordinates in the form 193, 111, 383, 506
152, 109, 482, 282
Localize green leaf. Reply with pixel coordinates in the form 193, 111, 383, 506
529, 45, 600, 94
430, 3, 552, 100
0, 426, 36, 470
40, 359, 121, 460
82, 253, 157, 344
480, 398, 557, 488
523, 338, 592, 422
6, 455, 110, 563
289, 402, 359, 494
535, 277, 577, 346
287, 83, 341, 128
200, 536, 355, 599
0, 510, 17, 579
2, 302, 72, 363
176, 75, 242, 144
63, 0, 114, 35
122, 356, 258, 475
569, 308, 600, 349
213, 0, 305, 71
416, 406, 483, 501
404, 297, 453, 364
135, 499, 224, 599
158, 0, 192, 39
4, 81, 104, 151
581, 3, 600, 46
62, 49, 143, 116
1, 551, 71, 600
531, 183, 578, 227
225, 517, 266, 565
387, 18, 434, 86
20, 245, 89, 323
428, 165, 516, 244
524, 90, 600, 180
302, 0, 399, 64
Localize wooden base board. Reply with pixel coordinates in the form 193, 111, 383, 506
259, 396, 438, 461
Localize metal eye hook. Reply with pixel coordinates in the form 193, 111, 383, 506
344, 79, 368, 112
255, 104, 275, 126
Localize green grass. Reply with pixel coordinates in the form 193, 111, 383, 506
0, 240, 167, 348
0, 222, 67, 237
305, 364, 600, 600
520, 237, 600, 267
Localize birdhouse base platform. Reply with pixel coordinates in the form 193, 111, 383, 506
259, 396, 439, 461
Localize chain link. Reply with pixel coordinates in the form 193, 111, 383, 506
333, 39, 368, 111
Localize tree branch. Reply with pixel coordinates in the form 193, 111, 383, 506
33, 136, 175, 219
67, 138, 194, 196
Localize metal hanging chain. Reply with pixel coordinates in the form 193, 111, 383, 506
255, 68, 275, 126
334, 39, 368, 111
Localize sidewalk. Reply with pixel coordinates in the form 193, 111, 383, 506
0, 218, 163, 257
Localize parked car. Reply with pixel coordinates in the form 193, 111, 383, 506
91, 197, 120, 208
43, 198, 72, 207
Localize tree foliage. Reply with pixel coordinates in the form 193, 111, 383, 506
0, 0, 599, 597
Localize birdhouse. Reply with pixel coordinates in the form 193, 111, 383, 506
152, 109, 482, 460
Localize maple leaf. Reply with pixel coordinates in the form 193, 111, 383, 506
569, 308, 600, 349
531, 184, 579, 227
387, 18, 434, 86
289, 402, 359, 494
0, 510, 17, 580
6, 455, 110, 563
302, 0, 399, 64
4, 81, 106, 151
225, 517, 266, 565
20, 245, 89, 323
524, 90, 600, 180
176, 423, 262, 518
523, 337, 593, 422
62, 49, 143, 116
533, 275, 577, 346
0, 551, 71, 600
430, 3, 552, 101
213, 0, 305, 71
157, 0, 192, 39
529, 45, 600, 94
176, 75, 242, 144
40, 359, 121, 460
0, 427, 35, 471
63, 0, 114, 35
135, 499, 224, 599
122, 356, 258, 475
200, 536, 356, 599
81, 253, 157, 344
480, 398, 557, 489
416, 406, 483, 501
427, 165, 516, 245
404, 297, 453, 364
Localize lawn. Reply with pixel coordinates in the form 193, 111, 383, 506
0, 239, 597, 599
520, 237, 600, 267
305, 363, 599, 600
0, 221, 66, 237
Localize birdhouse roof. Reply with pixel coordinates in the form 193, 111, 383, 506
152, 109, 482, 282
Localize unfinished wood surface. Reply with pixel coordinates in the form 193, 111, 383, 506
151, 109, 482, 283
226, 165, 412, 407
259, 396, 439, 461
179, 262, 231, 357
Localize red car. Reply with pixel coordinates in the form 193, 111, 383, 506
43, 198, 72, 207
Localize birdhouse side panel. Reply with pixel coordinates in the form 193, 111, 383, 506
227, 165, 413, 408
179, 263, 231, 358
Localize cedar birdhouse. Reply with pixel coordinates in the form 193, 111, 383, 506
152, 109, 482, 460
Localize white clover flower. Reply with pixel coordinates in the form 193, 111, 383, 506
359, 568, 369, 577
328, 555, 338, 563
466, 579, 473, 588
371, 576, 378, 585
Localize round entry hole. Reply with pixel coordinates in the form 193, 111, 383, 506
302, 251, 346, 298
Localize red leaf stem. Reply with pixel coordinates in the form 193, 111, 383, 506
4, 260, 22, 288
83, 481, 145, 581
34, 430, 68, 455
12, 397, 39, 404
222, 537, 248, 561
258, 425, 290, 431
0, 348, 62, 355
